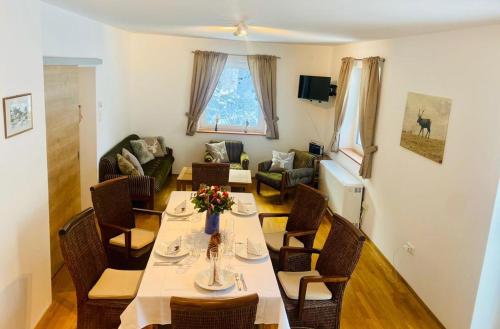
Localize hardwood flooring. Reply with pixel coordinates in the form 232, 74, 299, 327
36, 175, 444, 329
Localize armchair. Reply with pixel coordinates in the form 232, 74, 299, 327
204, 140, 249, 170
277, 213, 366, 329
259, 184, 327, 272
90, 177, 162, 270
256, 149, 318, 203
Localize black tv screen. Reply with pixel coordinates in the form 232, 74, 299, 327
298, 75, 331, 102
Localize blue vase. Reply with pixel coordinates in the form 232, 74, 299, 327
204, 211, 220, 234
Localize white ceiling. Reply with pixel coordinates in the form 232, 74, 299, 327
42, 0, 500, 44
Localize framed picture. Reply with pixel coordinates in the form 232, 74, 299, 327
400, 92, 452, 164
3, 93, 33, 138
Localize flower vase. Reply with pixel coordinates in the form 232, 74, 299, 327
205, 211, 220, 234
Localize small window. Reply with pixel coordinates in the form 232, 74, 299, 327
198, 56, 266, 134
339, 62, 363, 155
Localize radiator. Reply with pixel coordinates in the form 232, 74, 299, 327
318, 160, 364, 226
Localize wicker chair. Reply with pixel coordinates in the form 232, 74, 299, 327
191, 162, 230, 191
90, 176, 162, 270
59, 208, 143, 329
259, 184, 327, 272
170, 294, 259, 329
277, 213, 366, 329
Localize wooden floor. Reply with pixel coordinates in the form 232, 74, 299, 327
36, 175, 444, 329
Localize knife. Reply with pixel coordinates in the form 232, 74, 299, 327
240, 273, 248, 291
234, 273, 242, 291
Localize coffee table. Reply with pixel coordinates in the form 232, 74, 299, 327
176, 166, 252, 191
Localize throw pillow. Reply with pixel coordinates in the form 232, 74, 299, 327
270, 150, 295, 172
117, 154, 140, 176
206, 141, 229, 163
130, 140, 155, 164
143, 137, 166, 157
122, 148, 144, 175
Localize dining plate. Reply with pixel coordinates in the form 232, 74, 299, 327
235, 244, 268, 260
195, 269, 236, 291
155, 243, 190, 258
231, 207, 257, 216
165, 208, 194, 217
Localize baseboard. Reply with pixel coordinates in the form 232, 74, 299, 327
324, 209, 446, 329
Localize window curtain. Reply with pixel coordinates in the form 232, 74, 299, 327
247, 55, 279, 139
328, 57, 355, 152
358, 57, 382, 178
186, 51, 228, 136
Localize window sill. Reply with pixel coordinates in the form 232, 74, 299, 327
340, 148, 363, 165
197, 129, 266, 136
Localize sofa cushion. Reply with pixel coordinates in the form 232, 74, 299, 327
264, 231, 304, 252
122, 148, 144, 175
255, 172, 282, 189
130, 140, 155, 164
230, 163, 243, 170
277, 270, 332, 300
142, 137, 166, 157
99, 134, 140, 181
88, 268, 143, 300
206, 141, 229, 163
117, 154, 140, 176
109, 227, 155, 250
142, 155, 174, 191
270, 151, 295, 172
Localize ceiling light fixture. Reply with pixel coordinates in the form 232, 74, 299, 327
234, 22, 248, 37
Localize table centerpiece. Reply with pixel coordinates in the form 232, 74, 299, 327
192, 185, 234, 234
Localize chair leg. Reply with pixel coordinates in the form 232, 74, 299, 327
256, 180, 261, 194
280, 190, 286, 204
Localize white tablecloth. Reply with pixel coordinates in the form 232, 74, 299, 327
119, 191, 290, 329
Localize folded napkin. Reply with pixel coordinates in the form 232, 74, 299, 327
174, 200, 187, 214
208, 258, 224, 286
162, 236, 181, 255
247, 238, 264, 256
237, 199, 252, 213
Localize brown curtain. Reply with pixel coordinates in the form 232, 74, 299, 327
186, 51, 228, 135
358, 57, 382, 178
328, 57, 355, 152
247, 55, 279, 139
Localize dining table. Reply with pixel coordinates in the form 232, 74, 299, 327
119, 191, 290, 329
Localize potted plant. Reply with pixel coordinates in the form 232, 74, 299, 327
192, 185, 234, 234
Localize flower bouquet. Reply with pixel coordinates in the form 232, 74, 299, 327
192, 185, 234, 234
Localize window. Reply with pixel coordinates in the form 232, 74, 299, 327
198, 56, 266, 134
339, 61, 363, 156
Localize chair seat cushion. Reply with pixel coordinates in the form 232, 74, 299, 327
264, 231, 304, 252
229, 162, 243, 170
109, 228, 155, 250
277, 270, 332, 300
255, 172, 283, 189
88, 268, 143, 300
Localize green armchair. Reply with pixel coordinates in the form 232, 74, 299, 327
255, 149, 318, 203
204, 140, 249, 170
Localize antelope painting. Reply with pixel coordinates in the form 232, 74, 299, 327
417, 109, 431, 138
400, 92, 452, 164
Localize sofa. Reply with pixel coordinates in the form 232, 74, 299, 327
255, 149, 318, 203
204, 140, 249, 170
99, 134, 174, 209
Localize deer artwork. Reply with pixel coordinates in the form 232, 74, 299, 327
417, 109, 431, 138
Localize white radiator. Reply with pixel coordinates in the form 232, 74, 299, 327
318, 160, 364, 226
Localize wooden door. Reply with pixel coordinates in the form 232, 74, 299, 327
44, 65, 81, 277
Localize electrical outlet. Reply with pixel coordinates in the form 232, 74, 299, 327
403, 242, 415, 255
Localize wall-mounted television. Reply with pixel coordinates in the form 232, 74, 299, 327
298, 75, 332, 102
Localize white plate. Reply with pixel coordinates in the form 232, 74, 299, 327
165, 208, 194, 217
231, 207, 257, 216
195, 269, 235, 291
235, 244, 268, 260
155, 243, 190, 258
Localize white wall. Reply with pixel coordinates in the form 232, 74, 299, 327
128, 33, 334, 174
326, 25, 500, 329
471, 180, 500, 329
0, 0, 52, 327
40, 2, 132, 156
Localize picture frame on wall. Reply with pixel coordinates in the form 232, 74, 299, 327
2, 93, 33, 138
